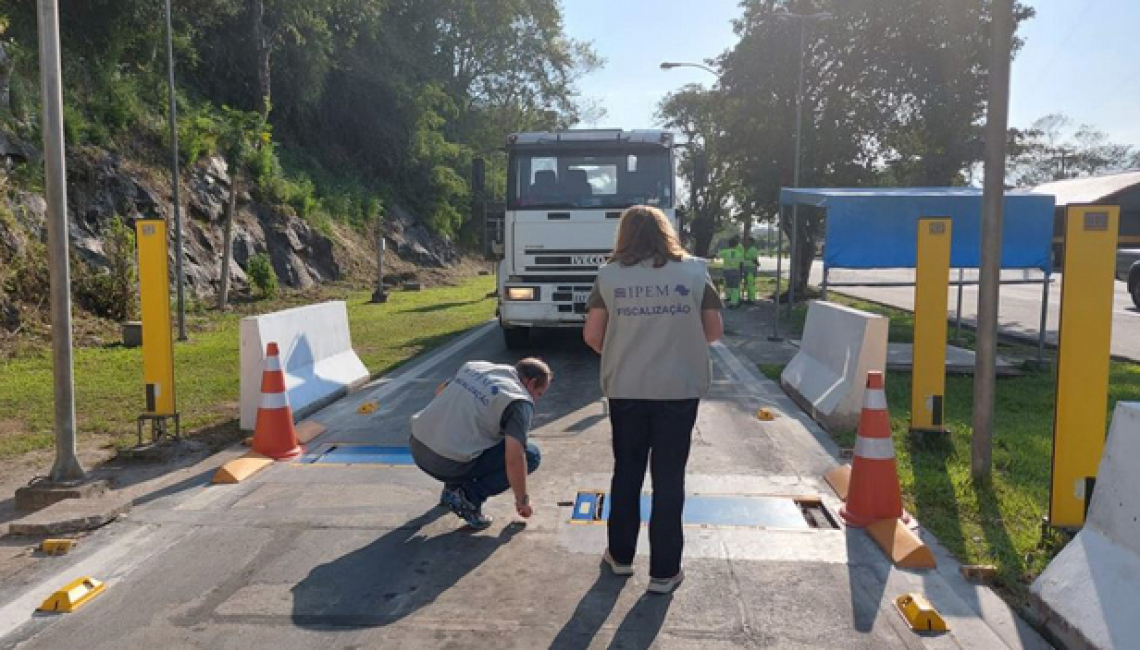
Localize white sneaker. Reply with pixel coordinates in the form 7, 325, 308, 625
647, 569, 684, 594
603, 549, 634, 577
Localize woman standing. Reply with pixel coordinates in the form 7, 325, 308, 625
583, 205, 724, 594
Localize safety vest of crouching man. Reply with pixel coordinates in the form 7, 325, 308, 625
409, 358, 552, 529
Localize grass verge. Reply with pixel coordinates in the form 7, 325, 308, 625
0, 276, 496, 457
757, 292, 1140, 607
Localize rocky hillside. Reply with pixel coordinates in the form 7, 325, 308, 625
0, 129, 462, 335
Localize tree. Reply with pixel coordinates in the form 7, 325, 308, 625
1007, 114, 1136, 187
437, 0, 603, 132
718, 0, 1033, 299
200, 107, 270, 310
657, 85, 737, 257
1, 0, 603, 250
0, 18, 12, 115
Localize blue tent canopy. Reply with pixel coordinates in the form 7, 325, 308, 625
778, 187, 1056, 271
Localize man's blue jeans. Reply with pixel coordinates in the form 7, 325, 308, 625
421, 440, 541, 506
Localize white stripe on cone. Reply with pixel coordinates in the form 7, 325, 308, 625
265, 356, 282, 372
260, 391, 290, 410
854, 435, 895, 460
864, 388, 887, 410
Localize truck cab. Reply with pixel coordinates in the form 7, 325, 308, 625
493, 129, 676, 348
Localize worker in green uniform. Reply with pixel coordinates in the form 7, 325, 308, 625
740, 234, 760, 303
718, 236, 742, 308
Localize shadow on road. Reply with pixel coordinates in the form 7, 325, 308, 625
606, 593, 673, 650
550, 568, 674, 650
291, 508, 523, 629
845, 529, 888, 633
549, 568, 626, 649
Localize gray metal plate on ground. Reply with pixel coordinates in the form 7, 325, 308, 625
571, 491, 830, 530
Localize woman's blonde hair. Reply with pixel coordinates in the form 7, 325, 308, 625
610, 205, 687, 267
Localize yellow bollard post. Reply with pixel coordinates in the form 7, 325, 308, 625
135, 219, 179, 442
910, 218, 951, 434
1049, 205, 1119, 528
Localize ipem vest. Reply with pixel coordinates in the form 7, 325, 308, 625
595, 257, 712, 399
411, 362, 531, 462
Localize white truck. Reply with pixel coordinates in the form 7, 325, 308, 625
488, 129, 677, 349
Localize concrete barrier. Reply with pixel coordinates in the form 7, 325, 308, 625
240, 301, 370, 430
1031, 402, 1140, 650
780, 301, 888, 432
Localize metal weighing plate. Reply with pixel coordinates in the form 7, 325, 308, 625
303, 444, 416, 466
570, 491, 835, 530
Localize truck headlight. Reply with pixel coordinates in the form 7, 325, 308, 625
506, 287, 538, 301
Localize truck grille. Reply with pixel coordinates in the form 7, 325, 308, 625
523, 248, 610, 273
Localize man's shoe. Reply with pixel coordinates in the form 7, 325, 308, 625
459, 508, 493, 530
440, 485, 463, 508
603, 549, 634, 577
647, 569, 684, 594
441, 486, 493, 530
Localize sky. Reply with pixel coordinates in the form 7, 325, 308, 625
562, 0, 1140, 148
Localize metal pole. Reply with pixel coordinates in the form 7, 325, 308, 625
788, 21, 807, 314
37, 0, 84, 482
770, 205, 784, 341
789, 208, 799, 313
164, 0, 187, 341
955, 267, 965, 342
971, 0, 1014, 482
371, 223, 388, 303
1037, 272, 1050, 363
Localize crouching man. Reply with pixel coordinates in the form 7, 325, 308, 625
410, 358, 552, 529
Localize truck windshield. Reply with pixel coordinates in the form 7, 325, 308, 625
508, 149, 673, 210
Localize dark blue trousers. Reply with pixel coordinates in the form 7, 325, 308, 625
419, 440, 541, 506
606, 398, 698, 579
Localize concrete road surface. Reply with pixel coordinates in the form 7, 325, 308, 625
764, 257, 1140, 362
0, 322, 1048, 649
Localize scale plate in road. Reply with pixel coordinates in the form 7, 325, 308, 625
570, 491, 836, 530
303, 444, 415, 466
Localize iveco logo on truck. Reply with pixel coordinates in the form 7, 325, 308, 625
483, 128, 678, 349
572, 255, 608, 267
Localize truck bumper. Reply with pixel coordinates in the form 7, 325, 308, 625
499, 301, 586, 328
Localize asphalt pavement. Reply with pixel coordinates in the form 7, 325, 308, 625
764, 257, 1140, 362
0, 320, 1049, 649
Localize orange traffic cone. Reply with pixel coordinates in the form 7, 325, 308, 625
250, 342, 302, 461
840, 371, 903, 528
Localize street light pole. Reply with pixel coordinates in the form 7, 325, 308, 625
972, 0, 1015, 483
788, 20, 807, 311
36, 0, 84, 482
775, 11, 831, 313
660, 62, 720, 257
164, 0, 187, 341
659, 62, 720, 77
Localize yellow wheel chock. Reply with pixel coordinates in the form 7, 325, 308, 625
40, 539, 76, 556
894, 593, 948, 633
38, 577, 106, 613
